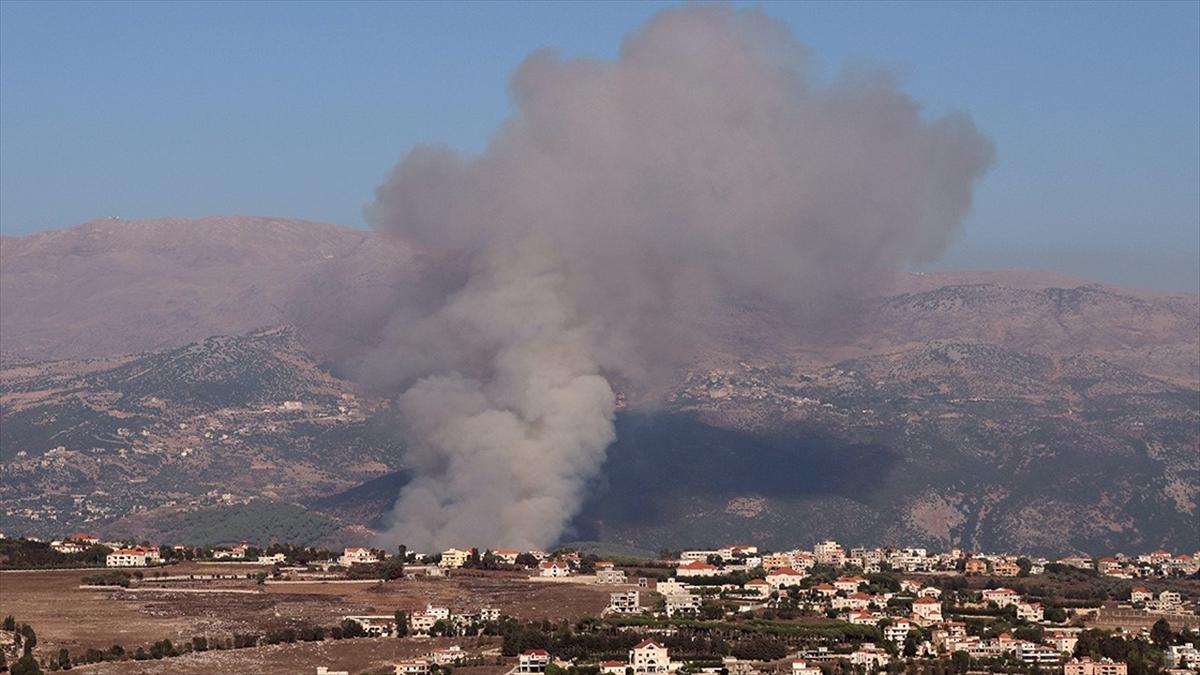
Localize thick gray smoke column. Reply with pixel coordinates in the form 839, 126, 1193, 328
364, 5, 993, 551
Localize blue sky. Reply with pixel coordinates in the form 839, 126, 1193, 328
2, 1, 1197, 290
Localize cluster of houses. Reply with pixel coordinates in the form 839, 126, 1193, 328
341, 603, 501, 639
26, 531, 1197, 675
47, 530, 166, 568
521, 639, 674, 675
319, 643, 486, 675
577, 541, 1200, 672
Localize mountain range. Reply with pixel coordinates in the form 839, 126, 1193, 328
1, 217, 1196, 554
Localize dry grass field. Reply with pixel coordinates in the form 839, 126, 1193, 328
70, 637, 506, 675
0, 563, 614, 673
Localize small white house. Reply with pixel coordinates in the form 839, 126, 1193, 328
676, 560, 720, 578
743, 578, 771, 598
441, 548, 472, 568
912, 597, 943, 623
106, 546, 161, 567
395, 661, 431, 675
792, 661, 821, 675
518, 649, 550, 673
630, 640, 669, 674
765, 567, 805, 589
539, 560, 571, 577
339, 547, 379, 566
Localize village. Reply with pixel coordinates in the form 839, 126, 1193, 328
1, 534, 1198, 675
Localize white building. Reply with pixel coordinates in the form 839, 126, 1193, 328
493, 549, 521, 565
676, 560, 720, 577
1046, 630, 1079, 654
1167, 644, 1200, 669
1064, 658, 1128, 675
609, 590, 641, 614
106, 546, 161, 567
743, 578, 771, 598
425, 604, 450, 620
340, 547, 379, 566
885, 620, 913, 645
912, 596, 943, 623
52, 540, 86, 554
766, 567, 805, 589
539, 560, 571, 577
833, 576, 866, 593
718, 545, 759, 559
630, 640, 670, 674
1016, 602, 1043, 622
518, 650, 550, 673
761, 552, 795, 570
409, 612, 437, 635
441, 548, 472, 568
655, 578, 689, 595
597, 568, 627, 584
343, 615, 398, 637
813, 540, 845, 565
665, 592, 701, 617
848, 644, 890, 669
981, 588, 1020, 607
427, 646, 466, 665
792, 661, 821, 675
395, 661, 431, 675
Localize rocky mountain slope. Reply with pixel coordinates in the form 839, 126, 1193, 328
0, 326, 398, 545
1, 217, 1196, 553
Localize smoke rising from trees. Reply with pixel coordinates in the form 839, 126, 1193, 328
361, 5, 993, 550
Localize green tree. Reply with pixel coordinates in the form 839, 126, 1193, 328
1014, 626, 1044, 643
339, 618, 366, 639
1044, 606, 1068, 623
1151, 619, 1173, 648
395, 611, 409, 637
56, 648, 71, 670
379, 556, 406, 580
11, 653, 43, 675
3, 615, 16, 630
903, 633, 920, 658
951, 651, 970, 674
1017, 558, 1032, 577
19, 624, 37, 655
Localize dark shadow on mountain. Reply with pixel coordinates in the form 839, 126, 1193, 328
307, 469, 412, 529
570, 411, 901, 538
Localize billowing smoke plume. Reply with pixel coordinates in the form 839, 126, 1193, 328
362, 5, 993, 551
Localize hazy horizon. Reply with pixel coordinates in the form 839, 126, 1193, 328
2, 1, 1198, 292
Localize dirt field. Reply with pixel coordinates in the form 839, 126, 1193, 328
69, 637, 505, 675
0, 563, 613, 672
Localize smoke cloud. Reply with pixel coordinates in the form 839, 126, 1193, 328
361, 5, 993, 551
